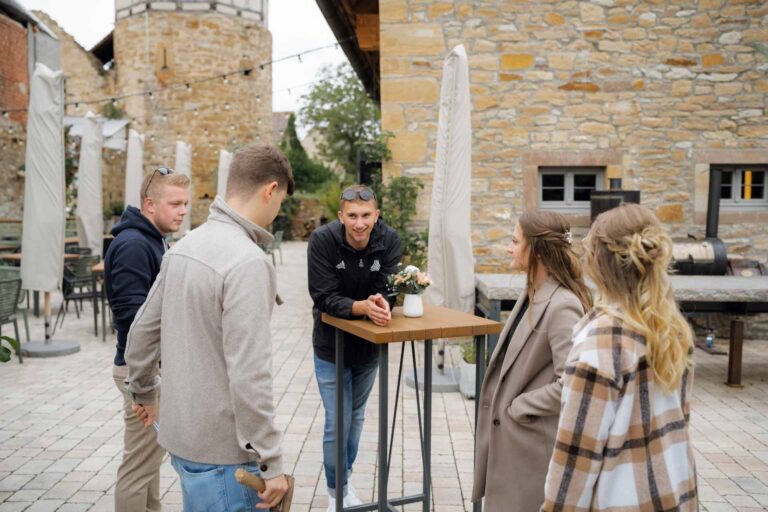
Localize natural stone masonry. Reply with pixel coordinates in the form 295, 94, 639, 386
379, 0, 768, 272
114, 5, 273, 226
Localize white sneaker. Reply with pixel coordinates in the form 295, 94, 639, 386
326, 493, 336, 512
344, 485, 363, 507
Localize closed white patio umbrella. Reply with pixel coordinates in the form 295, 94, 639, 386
124, 129, 144, 208
217, 149, 233, 197
175, 141, 192, 234
20, 63, 80, 357
407, 44, 474, 392
75, 113, 104, 257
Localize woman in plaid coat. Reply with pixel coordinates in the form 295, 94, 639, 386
542, 204, 697, 511
472, 211, 592, 511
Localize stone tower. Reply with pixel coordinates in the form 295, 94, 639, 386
113, 0, 272, 225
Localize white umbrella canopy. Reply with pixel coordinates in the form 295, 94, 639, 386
427, 44, 475, 314
175, 141, 192, 234
21, 63, 66, 293
124, 129, 144, 208
217, 149, 233, 197
75, 113, 104, 257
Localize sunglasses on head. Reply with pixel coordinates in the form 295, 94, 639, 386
144, 167, 174, 197
340, 187, 375, 202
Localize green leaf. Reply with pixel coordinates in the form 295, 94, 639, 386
0, 345, 10, 363
0, 336, 21, 364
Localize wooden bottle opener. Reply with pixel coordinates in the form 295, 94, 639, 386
235, 468, 295, 512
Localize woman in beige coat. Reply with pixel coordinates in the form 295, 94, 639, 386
473, 211, 592, 512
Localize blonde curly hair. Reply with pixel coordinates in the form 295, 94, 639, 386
583, 203, 693, 392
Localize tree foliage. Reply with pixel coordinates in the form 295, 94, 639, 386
300, 63, 391, 178
279, 113, 335, 193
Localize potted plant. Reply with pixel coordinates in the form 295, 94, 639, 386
387, 264, 431, 317
459, 340, 476, 399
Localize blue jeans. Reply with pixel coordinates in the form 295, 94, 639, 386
314, 354, 378, 494
170, 455, 262, 512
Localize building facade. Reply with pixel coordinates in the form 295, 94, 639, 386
320, 0, 768, 272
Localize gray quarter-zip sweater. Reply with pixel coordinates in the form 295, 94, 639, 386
125, 196, 283, 478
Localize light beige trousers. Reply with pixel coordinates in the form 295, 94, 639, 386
113, 365, 166, 512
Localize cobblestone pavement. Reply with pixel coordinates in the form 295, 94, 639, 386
1, 241, 767, 511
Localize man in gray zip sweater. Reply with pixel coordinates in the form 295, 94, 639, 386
125, 144, 293, 510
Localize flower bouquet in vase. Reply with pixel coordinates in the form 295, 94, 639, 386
387, 264, 432, 318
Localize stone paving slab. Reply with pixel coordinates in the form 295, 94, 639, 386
0, 241, 767, 511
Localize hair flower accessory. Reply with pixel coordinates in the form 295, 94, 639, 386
387, 264, 432, 295
564, 230, 573, 245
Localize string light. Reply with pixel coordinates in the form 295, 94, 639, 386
1, 38, 351, 113
186, 83, 192, 92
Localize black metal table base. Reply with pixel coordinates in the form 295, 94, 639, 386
334, 329, 432, 512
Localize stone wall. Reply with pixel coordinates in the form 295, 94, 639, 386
379, 0, 768, 272
113, 9, 273, 226
32, 11, 111, 118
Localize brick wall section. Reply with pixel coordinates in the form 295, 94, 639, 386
0, 14, 29, 217
379, 0, 768, 272
114, 10, 273, 226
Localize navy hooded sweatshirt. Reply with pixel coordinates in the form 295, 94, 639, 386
104, 206, 167, 366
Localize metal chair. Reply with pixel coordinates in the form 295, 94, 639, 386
0, 277, 24, 361
0, 266, 29, 342
263, 230, 284, 265
53, 255, 101, 335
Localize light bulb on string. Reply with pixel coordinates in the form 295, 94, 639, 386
297, 54, 302, 63
186, 83, 191, 92
229, 124, 235, 131
194, 108, 199, 116
148, 91, 154, 99
224, 102, 230, 110
2, 111, 8, 118
223, 75, 229, 84
256, 95, 261, 103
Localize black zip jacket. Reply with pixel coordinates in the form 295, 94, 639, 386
308, 218, 403, 366
105, 206, 167, 366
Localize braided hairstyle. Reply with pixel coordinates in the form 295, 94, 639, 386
583, 203, 693, 391
519, 211, 592, 314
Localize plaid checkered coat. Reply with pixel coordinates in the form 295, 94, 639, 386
541, 310, 698, 512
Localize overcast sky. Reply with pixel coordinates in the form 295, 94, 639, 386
18, 0, 348, 114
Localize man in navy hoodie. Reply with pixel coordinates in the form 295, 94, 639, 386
105, 168, 189, 512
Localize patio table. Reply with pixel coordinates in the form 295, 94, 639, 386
322, 304, 500, 512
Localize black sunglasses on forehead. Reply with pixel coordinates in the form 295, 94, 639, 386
144, 167, 174, 197
340, 188, 375, 202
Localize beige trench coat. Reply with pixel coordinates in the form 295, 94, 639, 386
472, 277, 584, 512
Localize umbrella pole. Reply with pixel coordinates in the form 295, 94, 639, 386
44, 292, 51, 344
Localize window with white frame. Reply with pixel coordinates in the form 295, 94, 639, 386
539, 166, 605, 211
716, 165, 768, 209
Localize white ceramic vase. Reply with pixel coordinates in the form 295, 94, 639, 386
403, 293, 424, 318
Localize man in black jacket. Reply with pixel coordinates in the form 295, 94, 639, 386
105, 168, 189, 512
308, 184, 403, 511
